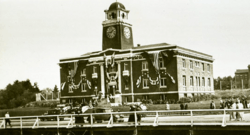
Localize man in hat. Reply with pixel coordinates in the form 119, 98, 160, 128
5, 112, 12, 128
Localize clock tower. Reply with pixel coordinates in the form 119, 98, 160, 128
102, 2, 134, 50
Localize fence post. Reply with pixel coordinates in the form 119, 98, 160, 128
111, 113, 113, 125
37, 117, 39, 127
134, 112, 137, 127
190, 110, 193, 127
153, 111, 158, 127
91, 114, 93, 127
57, 115, 59, 128
20, 117, 23, 135
222, 109, 226, 127
20, 117, 22, 129
4, 118, 5, 129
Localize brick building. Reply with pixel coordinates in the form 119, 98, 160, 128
59, 2, 214, 104
234, 65, 250, 89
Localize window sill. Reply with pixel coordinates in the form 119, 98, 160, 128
81, 90, 87, 92
160, 86, 167, 88
125, 88, 129, 90
160, 67, 166, 70
141, 69, 149, 72
68, 91, 73, 93
143, 87, 149, 89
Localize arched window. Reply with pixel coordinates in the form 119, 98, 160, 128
122, 13, 125, 19
111, 12, 116, 19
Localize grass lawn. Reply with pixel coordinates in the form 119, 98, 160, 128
2, 89, 250, 117
0, 107, 53, 117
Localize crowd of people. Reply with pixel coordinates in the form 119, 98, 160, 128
211, 98, 250, 121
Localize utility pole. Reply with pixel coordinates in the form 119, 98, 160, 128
231, 80, 232, 90
242, 79, 243, 90
220, 81, 222, 90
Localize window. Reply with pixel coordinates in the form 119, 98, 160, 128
190, 60, 193, 69
207, 64, 210, 72
202, 77, 205, 86
183, 75, 186, 86
69, 86, 73, 93
197, 77, 200, 86
195, 62, 200, 67
82, 68, 86, 74
81, 83, 87, 92
124, 63, 128, 70
142, 61, 148, 70
202, 63, 205, 71
208, 78, 211, 87
160, 95, 166, 100
124, 96, 128, 102
143, 78, 149, 88
190, 76, 194, 86
93, 66, 97, 73
196, 77, 198, 86
160, 78, 167, 87
182, 59, 186, 68
159, 57, 164, 68
69, 99, 72, 104
125, 84, 129, 90
142, 95, 149, 100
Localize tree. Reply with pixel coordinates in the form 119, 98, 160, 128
33, 82, 40, 93
0, 79, 40, 109
53, 85, 59, 93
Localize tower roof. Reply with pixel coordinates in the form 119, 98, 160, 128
108, 2, 126, 11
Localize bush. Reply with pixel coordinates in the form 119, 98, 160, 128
179, 97, 192, 103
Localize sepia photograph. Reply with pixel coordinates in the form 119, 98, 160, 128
0, 0, 250, 135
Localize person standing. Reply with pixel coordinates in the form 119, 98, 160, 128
230, 101, 236, 121
237, 101, 244, 121
244, 100, 248, 109
210, 101, 216, 109
166, 102, 170, 110
220, 100, 225, 109
5, 112, 12, 128
180, 102, 184, 115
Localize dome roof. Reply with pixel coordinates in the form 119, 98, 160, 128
108, 2, 126, 11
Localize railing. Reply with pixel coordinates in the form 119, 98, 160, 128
1, 109, 250, 129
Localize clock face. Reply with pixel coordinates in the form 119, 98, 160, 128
124, 27, 131, 39
106, 26, 116, 38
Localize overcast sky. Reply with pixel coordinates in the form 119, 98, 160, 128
0, 0, 250, 90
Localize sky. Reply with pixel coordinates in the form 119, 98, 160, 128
0, 0, 250, 90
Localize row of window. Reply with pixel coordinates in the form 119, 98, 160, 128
182, 59, 210, 72
142, 58, 165, 70
182, 75, 211, 87
142, 78, 167, 88
69, 83, 88, 93
82, 63, 130, 75
85, 60, 162, 75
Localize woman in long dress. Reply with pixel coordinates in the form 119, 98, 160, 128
128, 105, 136, 123
230, 101, 236, 121
238, 101, 244, 121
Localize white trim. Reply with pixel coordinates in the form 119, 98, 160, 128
121, 91, 179, 96
176, 55, 213, 64
60, 95, 95, 98
130, 49, 134, 102
100, 64, 105, 97
118, 62, 122, 94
